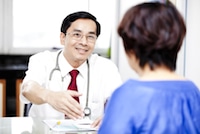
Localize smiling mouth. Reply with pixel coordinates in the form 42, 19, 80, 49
76, 48, 88, 54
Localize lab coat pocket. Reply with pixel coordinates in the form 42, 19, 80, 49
90, 99, 104, 120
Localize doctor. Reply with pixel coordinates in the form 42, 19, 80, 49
20, 11, 122, 127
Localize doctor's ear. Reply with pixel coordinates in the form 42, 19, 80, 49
60, 32, 66, 45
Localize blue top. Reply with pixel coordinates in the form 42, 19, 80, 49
98, 79, 200, 134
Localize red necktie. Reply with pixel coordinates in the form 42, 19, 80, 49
68, 69, 79, 103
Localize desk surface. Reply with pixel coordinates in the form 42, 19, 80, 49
0, 117, 97, 134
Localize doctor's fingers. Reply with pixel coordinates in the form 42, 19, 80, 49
63, 100, 83, 119
67, 90, 83, 97
64, 110, 83, 120
64, 91, 82, 109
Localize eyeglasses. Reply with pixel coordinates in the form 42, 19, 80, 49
66, 32, 97, 43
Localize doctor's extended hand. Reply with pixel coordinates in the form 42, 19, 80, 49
46, 90, 83, 119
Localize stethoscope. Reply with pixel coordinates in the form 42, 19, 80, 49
49, 50, 91, 118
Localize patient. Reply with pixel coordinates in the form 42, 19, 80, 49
98, 1, 200, 134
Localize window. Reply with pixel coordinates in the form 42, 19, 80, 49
13, 0, 88, 49
0, 0, 117, 58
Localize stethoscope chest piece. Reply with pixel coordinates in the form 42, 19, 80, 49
84, 107, 91, 117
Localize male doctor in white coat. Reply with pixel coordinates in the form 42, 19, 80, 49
20, 11, 122, 128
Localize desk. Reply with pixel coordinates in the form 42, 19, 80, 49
0, 117, 97, 134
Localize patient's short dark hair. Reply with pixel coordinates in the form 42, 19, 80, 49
118, 1, 186, 70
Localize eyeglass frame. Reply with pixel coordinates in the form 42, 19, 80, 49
66, 31, 97, 43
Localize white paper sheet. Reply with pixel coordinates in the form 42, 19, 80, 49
43, 119, 97, 132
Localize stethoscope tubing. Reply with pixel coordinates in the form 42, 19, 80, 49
85, 59, 89, 108
49, 50, 62, 81
49, 50, 91, 117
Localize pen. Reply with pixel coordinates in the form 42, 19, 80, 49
53, 120, 61, 128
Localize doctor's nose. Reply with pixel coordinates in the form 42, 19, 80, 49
79, 35, 88, 45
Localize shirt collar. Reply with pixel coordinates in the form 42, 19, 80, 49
58, 50, 89, 78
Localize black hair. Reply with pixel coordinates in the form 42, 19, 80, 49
60, 11, 101, 37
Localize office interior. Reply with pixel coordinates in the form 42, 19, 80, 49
0, 0, 200, 117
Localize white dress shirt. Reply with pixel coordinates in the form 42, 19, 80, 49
20, 50, 122, 120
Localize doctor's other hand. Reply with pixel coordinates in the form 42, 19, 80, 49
46, 90, 83, 119
91, 115, 103, 128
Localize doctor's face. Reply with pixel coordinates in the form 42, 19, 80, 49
60, 19, 97, 66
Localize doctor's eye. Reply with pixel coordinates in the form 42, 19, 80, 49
72, 32, 82, 39
87, 35, 96, 41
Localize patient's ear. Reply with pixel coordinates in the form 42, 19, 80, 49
60, 32, 66, 45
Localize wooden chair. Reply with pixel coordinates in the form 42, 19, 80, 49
0, 79, 6, 117
16, 79, 24, 116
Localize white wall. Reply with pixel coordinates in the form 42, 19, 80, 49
185, 0, 200, 88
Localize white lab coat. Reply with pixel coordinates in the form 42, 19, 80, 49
20, 50, 122, 120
